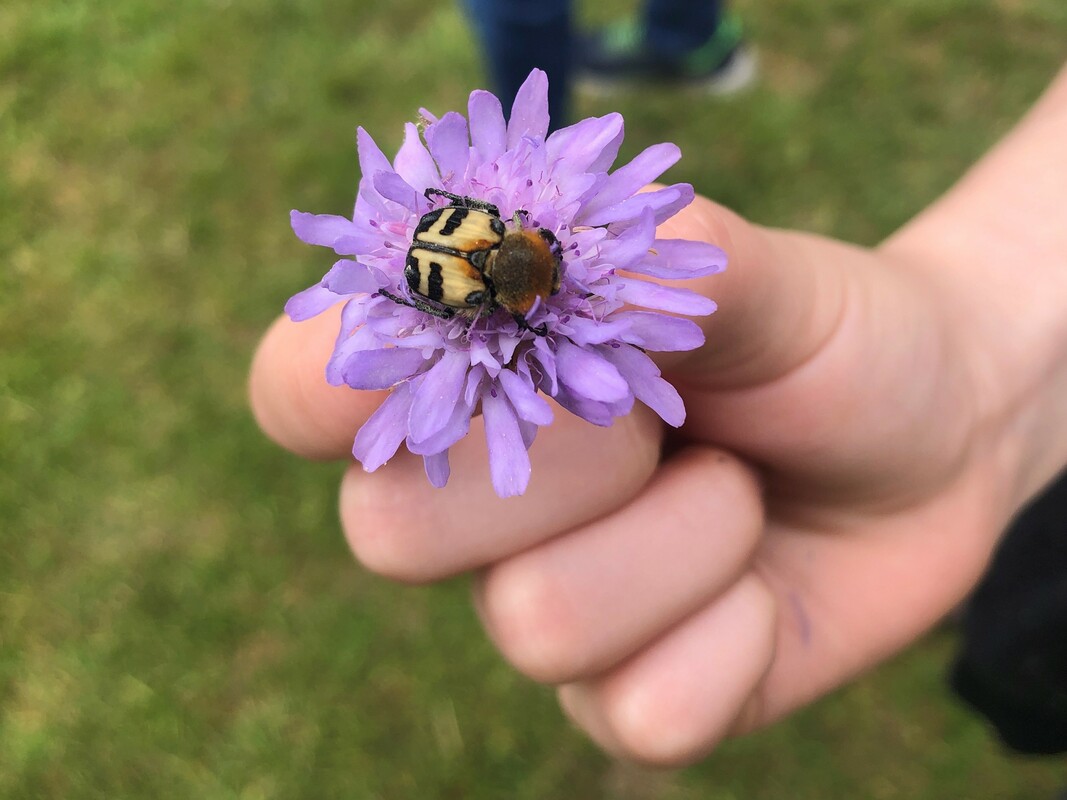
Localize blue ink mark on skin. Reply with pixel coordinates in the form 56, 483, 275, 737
788, 590, 812, 647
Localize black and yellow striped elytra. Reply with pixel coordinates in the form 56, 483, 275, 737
380, 189, 562, 336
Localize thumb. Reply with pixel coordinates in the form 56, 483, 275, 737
657, 194, 858, 391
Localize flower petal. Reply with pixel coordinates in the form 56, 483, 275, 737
554, 339, 630, 402
497, 368, 554, 425
579, 183, 693, 228
600, 343, 685, 427
290, 211, 359, 248
325, 307, 375, 384
546, 112, 624, 174
284, 282, 341, 321
553, 384, 634, 427
322, 259, 382, 295
352, 382, 415, 471
614, 311, 706, 352
468, 90, 507, 164
423, 450, 450, 488
529, 338, 558, 395
614, 277, 717, 316
356, 127, 393, 181
406, 397, 473, 456
425, 111, 470, 184
372, 170, 419, 212
394, 122, 440, 196
562, 316, 632, 347
596, 208, 656, 271
518, 418, 538, 450
637, 239, 728, 278
483, 390, 531, 498
408, 349, 471, 443
341, 347, 429, 390
329, 231, 383, 256
507, 69, 550, 148
465, 365, 487, 408
579, 143, 681, 220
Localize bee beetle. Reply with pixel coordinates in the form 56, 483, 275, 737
380, 188, 562, 336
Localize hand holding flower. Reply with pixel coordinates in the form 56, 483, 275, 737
250, 66, 1067, 765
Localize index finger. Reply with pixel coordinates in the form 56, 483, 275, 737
249, 302, 383, 460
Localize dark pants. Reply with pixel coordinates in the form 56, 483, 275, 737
461, 0, 724, 126
952, 470, 1067, 755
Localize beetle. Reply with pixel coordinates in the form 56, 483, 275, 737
379, 188, 562, 336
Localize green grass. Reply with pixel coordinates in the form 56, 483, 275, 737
2, 0, 1065, 796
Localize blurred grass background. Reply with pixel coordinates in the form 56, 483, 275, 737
2, 0, 1066, 797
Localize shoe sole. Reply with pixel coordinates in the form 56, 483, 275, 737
576, 45, 759, 98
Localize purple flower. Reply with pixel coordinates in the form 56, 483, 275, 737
286, 70, 726, 497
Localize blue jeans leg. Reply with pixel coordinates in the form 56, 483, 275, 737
461, 0, 572, 128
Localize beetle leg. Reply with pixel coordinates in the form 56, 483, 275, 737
424, 188, 500, 218
379, 289, 456, 320
513, 313, 549, 337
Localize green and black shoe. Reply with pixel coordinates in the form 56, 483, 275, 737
575, 14, 757, 95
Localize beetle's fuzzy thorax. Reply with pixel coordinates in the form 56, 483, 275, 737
485, 229, 562, 317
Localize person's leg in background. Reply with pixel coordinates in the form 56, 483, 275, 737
576, 0, 755, 94
461, 0, 573, 127
642, 0, 722, 54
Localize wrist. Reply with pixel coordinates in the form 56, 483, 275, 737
880, 63, 1067, 519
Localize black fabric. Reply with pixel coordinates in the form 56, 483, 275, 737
951, 469, 1067, 755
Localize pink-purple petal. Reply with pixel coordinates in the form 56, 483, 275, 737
529, 338, 558, 395
600, 343, 685, 427
329, 231, 382, 256
614, 311, 706, 352
580, 183, 692, 228
560, 315, 631, 346
407, 349, 470, 443
614, 277, 717, 316
468, 90, 507, 163
425, 111, 470, 183
406, 398, 473, 456
517, 418, 538, 450
464, 366, 487, 408
482, 390, 531, 498
372, 170, 419, 212
356, 127, 393, 181
554, 339, 630, 402
596, 208, 656, 271
546, 112, 624, 173
340, 347, 429, 390
423, 450, 451, 488
639, 239, 729, 278
579, 143, 681, 219
321, 259, 382, 295
497, 368, 554, 425
393, 122, 440, 195
352, 382, 415, 471
507, 69, 550, 148
290, 211, 360, 248
553, 384, 634, 427
284, 282, 341, 321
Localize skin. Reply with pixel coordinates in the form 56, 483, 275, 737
249, 64, 1067, 766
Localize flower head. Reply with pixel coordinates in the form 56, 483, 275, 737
286, 70, 726, 497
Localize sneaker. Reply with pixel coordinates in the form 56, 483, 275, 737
575, 14, 758, 96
